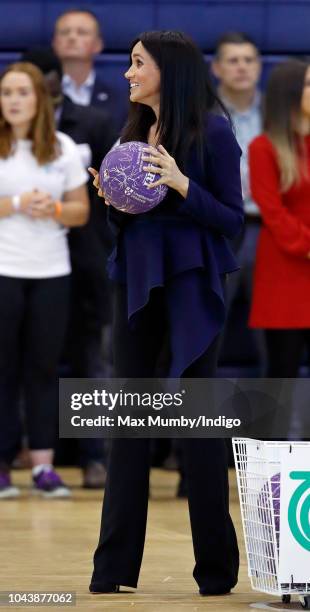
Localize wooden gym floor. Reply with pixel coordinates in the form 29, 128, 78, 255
0, 467, 285, 612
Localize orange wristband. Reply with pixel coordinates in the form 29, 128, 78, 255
54, 200, 63, 219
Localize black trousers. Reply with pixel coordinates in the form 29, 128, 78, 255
90, 285, 239, 593
0, 275, 69, 464
58, 232, 111, 467
265, 329, 310, 377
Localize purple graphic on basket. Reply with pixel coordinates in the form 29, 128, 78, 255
258, 473, 281, 537
257, 473, 304, 589
99, 141, 168, 214
257, 473, 281, 573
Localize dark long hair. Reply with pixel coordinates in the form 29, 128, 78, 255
264, 60, 309, 191
121, 30, 230, 169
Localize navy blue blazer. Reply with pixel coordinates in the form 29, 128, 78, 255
91, 74, 127, 133
107, 114, 244, 376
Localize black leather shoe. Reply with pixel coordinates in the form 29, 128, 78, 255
199, 587, 231, 596
89, 583, 120, 594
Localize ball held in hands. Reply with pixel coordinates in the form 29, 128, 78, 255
98, 141, 168, 214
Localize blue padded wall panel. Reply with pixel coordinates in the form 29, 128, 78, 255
156, 3, 266, 50
0, 3, 43, 48
266, 4, 310, 52
0, 53, 20, 69
1, 1, 310, 53
45, 2, 156, 51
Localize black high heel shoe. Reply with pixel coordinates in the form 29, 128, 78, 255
199, 586, 231, 596
89, 583, 120, 594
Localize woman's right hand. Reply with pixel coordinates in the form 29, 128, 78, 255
20, 190, 53, 216
88, 167, 110, 206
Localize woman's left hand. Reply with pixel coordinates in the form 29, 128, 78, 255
142, 144, 189, 198
25, 191, 55, 218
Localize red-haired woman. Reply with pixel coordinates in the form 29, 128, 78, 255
0, 63, 89, 498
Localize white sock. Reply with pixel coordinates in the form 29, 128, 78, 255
32, 464, 53, 477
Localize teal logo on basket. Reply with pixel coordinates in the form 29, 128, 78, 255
288, 472, 310, 551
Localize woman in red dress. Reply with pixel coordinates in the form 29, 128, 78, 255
249, 60, 310, 376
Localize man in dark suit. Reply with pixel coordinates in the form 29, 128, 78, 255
22, 48, 117, 488
52, 8, 126, 131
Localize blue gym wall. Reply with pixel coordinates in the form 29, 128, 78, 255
0, 1, 310, 53
2, 0, 307, 123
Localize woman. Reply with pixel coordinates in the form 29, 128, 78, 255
89, 31, 243, 595
249, 61, 310, 376
0, 63, 89, 498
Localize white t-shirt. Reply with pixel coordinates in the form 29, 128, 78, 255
0, 131, 88, 278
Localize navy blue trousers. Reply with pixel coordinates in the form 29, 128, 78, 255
90, 285, 239, 593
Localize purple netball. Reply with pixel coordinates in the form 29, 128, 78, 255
99, 141, 168, 214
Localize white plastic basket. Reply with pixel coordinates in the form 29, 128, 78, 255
232, 438, 310, 608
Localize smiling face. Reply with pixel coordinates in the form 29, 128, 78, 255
0, 71, 37, 133
124, 41, 161, 111
53, 12, 103, 62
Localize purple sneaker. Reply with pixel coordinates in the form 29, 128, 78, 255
0, 471, 20, 499
32, 468, 71, 498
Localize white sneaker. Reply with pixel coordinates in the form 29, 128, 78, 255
0, 471, 20, 498
32, 467, 71, 498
